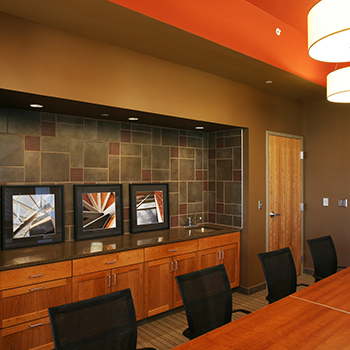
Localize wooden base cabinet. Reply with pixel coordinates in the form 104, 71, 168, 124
0, 230, 240, 349
144, 241, 198, 317
0, 261, 72, 350
72, 249, 144, 320
0, 317, 53, 350
197, 232, 240, 288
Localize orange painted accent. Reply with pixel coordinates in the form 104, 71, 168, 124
107, 0, 343, 87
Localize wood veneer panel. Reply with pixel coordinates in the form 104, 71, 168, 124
197, 232, 239, 250
0, 261, 71, 290
72, 249, 144, 275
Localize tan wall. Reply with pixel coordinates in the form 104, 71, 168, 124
304, 100, 350, 269
0, 12, 304, 288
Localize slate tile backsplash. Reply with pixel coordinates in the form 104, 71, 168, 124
0, 107, 242, 240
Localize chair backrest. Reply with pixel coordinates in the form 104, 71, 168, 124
49, 288, 138, 350
258, 247, 297, 303
175, 264, 232, 339
307, 235, 338, 280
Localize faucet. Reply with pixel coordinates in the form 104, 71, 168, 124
184, 215, 202, 228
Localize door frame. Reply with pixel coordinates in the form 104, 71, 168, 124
265, 131, 304, 270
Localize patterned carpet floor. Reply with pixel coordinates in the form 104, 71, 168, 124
137, 274, 314, 350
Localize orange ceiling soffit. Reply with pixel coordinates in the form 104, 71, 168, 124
108, 0, 337, 87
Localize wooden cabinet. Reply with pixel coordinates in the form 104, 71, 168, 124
0, 230, 240, 348
72, 249, 144, 320
0, 317, 53, 350
144, 240, 198, 317
0, 261, 71, 350
197, 232, 240, 288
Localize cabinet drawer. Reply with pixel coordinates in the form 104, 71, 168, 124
144, 240, 197, 261
197, 232, 240, 250
72, 249, 144, 275
0, 316, 53, 350
1, 278, 72, 328
0, 261, 71, 290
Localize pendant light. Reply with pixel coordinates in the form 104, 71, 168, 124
327, 66, 350, 103
308, 0, 350, 63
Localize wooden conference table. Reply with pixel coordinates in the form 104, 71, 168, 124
174, 268, 350, 350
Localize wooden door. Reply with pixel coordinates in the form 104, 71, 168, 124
173, 252, 198, 309
144, 258, 172, 317
112, 263, 144, 320
72, 270, 111, 302
197, 247, 219, 271
222, 243, 240, 288
268, 134, 302, 273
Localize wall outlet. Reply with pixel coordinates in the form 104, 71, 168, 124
323, 198, 329, 206
338, 199, 348, 207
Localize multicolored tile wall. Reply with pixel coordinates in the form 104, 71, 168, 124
0, 107, 242, 240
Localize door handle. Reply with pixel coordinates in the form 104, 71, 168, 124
270, 211, 281, 218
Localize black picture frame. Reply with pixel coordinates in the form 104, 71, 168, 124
1, 185, 65, 250
129, 183, 169, 234
74, 184, 123, 241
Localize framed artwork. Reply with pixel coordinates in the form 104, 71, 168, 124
129, 183, 169, 234
1, 185, 64, 250
74, 184, 123, 240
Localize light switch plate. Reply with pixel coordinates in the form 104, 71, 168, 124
323, 198, 329, 206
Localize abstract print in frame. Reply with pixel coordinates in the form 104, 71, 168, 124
1, 185, 64, 250
74, 184, 123, 240
129, 183, 169, 234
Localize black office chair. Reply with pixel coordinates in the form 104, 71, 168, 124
48, 288, 156, 350
175, 264, 251, 340
258, 247, 308, 303
307, 235, 346, 282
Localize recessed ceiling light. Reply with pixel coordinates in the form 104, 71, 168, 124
195, 126, 204, 130
128, 117, 138, 121
30, 103, 43, 108
101, 113, 109, 117
265, 80, 273, 84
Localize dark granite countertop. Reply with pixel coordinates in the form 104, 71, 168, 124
0, 225, 241, 271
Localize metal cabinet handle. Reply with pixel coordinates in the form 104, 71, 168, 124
29, 273, 44, 278
170, 261, 174, 272
29, 322, 44, 328
107, 274, 111, 287
174, 260, 178, 271
218, 250, 221, 260
168, 249, 178, 253
106, 260, 118, 264
29, 286, 44, 292
113, 273, 116, 286
270, 211, 281, 218
221, 250, 225, 260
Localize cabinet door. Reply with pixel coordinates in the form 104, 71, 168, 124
222, 243, 240, 288
0, 316, 53, 350
197, 247, 219, 270
172, 253, 198, 309
112, 263, 144, 320
144, 258, 171, 317
1, 278, 72, 329
72, 270, 111, 302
